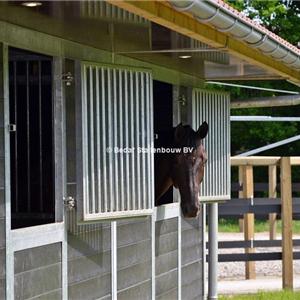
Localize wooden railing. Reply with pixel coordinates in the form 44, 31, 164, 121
229, 156, 300, 289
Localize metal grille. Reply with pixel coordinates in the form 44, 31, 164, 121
80, 63, 154, 220
192, 89, 230, 201
80, 1, 148, 24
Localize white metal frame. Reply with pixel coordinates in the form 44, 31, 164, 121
78, 62, 154, 222
3, 50, 68, 300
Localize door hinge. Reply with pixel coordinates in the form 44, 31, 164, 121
64, 196, 76, 209
62, 72, 74, 86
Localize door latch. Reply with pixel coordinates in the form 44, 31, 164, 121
8, 124, 16, 132
62, 72, 74, 86
64, 196, 76, 209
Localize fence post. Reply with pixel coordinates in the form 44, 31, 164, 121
243, 165, 255, 279
269, 165, 277, 240
238, 166, 244, 233
280, 157, 293, 290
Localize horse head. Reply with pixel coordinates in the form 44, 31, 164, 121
171, 122, 208, 218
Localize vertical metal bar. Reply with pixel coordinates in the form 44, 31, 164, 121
55, 57, 68, 300
178, 215, 182, 300
140, 73, 146, 209
208, 92, 212, 198
83, 65, 89, 216
107, 69, 113, 212
111, 221, 117, 300
201, 203, 207, 299
96, 67, 101, 214
13, 61, 18, 213
113, 69, 119, 212
89, 66, 95, 214
26, 61, 30, 212
130, 71, 135, 210
53, 57, 65, 223
151, 214, 156, 299
227, 94, 230, 196
217, 94, 221, 197
119, 70, 124, 212
2, 43, 14, 300
208, 203, 218, 300
38, 60, 43, 212
135, 72, 141, 210
149, 74, 154, 209
124, 71, 130, 211
101, 68, 107, 213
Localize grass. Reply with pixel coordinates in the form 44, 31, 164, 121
219, 290, 300, 300
218, 218, 300, 234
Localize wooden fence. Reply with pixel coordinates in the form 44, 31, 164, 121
221, 156, 300, 289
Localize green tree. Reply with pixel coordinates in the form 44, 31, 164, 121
223, 1, 300, 156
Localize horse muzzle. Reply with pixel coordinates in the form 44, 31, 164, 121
181, 204, 200, 218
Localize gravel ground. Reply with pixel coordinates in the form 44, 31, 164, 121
217, 232, 300, 280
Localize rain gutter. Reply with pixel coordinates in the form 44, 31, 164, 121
169, 0, 300, 71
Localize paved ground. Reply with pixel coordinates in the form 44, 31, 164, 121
217, 232, 300, 295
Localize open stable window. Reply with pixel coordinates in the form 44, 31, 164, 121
77, 62, 154, 221
9, 47, 55, 228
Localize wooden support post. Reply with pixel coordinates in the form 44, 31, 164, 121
269, 165, 277, 240
238, 166, 244, 232
243, 165, 255, 280
281, 157, 293, 290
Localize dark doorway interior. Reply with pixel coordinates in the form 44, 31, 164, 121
153, 80, 173, 205
9, 47, 55, 229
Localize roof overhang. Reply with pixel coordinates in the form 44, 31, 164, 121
106, 0, 300, 84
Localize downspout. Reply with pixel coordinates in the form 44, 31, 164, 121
169, 0, 300, 71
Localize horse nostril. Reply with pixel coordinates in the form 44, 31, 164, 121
181, 205, 199, 218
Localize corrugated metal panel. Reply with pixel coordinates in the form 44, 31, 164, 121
81, 63, 154, 221
192, 89, 230, 201
80, 1, 148, 24
190, 39, 229, 65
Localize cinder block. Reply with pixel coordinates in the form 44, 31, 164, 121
68, 273, 111, 300
155, 268, 178, 297
117, 260, 151, 291
14, 263, 62, 300
68, 250, 111, 284
117, 239, 151, 270
14, 243, 61, 274
117, 279, 151, 300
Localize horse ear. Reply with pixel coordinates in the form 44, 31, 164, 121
174, 123, 186, 143
197, 121, 208, 139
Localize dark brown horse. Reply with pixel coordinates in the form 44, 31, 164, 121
155, 122, 208, 218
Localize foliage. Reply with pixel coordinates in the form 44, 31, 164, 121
219, 290, 300, 300
220, 1, 300, 158
218, 218, 300, 234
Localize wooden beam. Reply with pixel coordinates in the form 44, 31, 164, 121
231, 95, 300, 109
280, 157, 293, 290
231, 156, 300, 166
106, 1, 300, 83
231, 157, 281, 166
243, 165, 255, 280
269, 165, 277, 240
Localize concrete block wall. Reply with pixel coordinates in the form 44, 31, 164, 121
14, 243, 62, 300
117, 219, 152, 299
181, 217, 203, 300
155, 218, 178, 299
